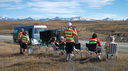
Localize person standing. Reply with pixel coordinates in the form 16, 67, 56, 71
18, 28, 24, 54
21, 31, 29, 55
89, 33, 102, 60
61, 22, 78, 61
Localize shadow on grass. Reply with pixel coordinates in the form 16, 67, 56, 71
29, 53, 61, 58
0, 53, 24, 57
77, 57, 106, 64
3, 60, 51, 69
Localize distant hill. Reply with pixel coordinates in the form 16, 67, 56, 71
0, 16, 126, 21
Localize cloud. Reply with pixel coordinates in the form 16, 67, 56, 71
85, 0, 115, 7
0, 0, 116, 19
29, 7, 84, 14
26, 1, 80, 8
0, 3, 10, 7
31, 0, 115, 8
46, 14, 79, 18
0, 0, 115, 10
0, 0, 22, 3
6, 7, 24, 10
26, 1, 84, 14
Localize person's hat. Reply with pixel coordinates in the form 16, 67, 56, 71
109, 36, 115, 42
25, 31, 28, 34
67, 22, 72, 27
60, 36, 64, 40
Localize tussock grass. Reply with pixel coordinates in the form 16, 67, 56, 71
1, 20, 128, 41
0, 42, 128, 71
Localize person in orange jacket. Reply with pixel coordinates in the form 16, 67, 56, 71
61, 22, 78, 61
89, 33, 102, 60
18, 28, 24, 54
21, 31, 29, 55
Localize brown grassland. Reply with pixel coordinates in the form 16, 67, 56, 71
1, 20, 128, 41
0, 20, 128, 71
0, 42, 128, 71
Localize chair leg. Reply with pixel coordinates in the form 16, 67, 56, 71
110, 55, 113, 59
80, 51, 82, 58
62, 50, 66, 56
38, 45, 41, 51
106, 54, 108, 61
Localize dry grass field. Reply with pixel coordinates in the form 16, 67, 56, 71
1, 20, 128, 41
0, 20, 128, 71
0, 42, 128, 71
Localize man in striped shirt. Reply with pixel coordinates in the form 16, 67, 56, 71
61, 22, 77, 61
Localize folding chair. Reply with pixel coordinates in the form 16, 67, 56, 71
38, 40, 44, 50
59, 44, 65, 50
38, 40, 52, 54
85, 43, 97, 58
73, 43, 82, 58
44, 42, 52, 54
31, 39, 41, 51
105, 44, 118, 61
59, 44, 66, 55
50, 43, 61, 55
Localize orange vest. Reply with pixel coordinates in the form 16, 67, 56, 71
21, 35, 28, 44
106, 42, 116, 53
89, 38, 100, 46
64, 29, 74, 42
106, 42, 109, 53
89, 38, 97, 44
18, 32, 23, 41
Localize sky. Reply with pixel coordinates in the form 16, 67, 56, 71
0, 0, 128, 20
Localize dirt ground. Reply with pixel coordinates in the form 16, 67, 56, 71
1, 20, 128, 41
0, 42, 128, 71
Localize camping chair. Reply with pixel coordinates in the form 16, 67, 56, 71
38, 40, 49, 51
38, 39, 52, 54
73, 43, 82, 58
59, 44, 66, 55
31, 38, 41, 50
105, 44, 118, 61
38, 40, 44, 50
44, 42, 53, 54
50, 43, 61, 56
85, 43, 98, 58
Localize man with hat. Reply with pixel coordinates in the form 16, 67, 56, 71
61, 22, 78, 61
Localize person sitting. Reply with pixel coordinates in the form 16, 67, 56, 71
89, 33, 102, 60
59, 36, 66, 45
104, 36, 117, 58
50, 37, 59, 50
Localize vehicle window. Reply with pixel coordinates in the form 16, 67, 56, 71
34, 28, 47, 34
14, 30, 18, 34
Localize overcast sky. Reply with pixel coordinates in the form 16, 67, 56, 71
0, 0, 128, 20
